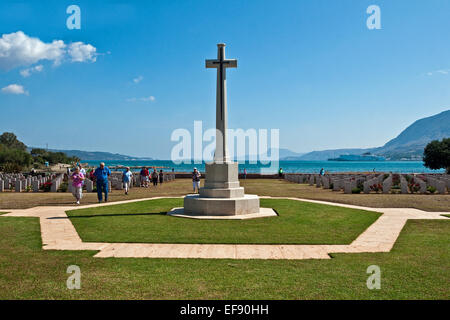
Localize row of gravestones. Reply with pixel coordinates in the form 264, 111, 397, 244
0, 173, 60, 192
425, 175, 449, 194
284, 173, 449, 194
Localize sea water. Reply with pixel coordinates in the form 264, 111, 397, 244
83, 160, 444, 174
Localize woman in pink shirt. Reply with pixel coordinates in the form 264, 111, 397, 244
71, 167, 85, 204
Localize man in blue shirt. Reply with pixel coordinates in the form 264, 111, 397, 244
94, 162, 111, 202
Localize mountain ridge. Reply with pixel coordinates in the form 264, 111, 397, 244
27, 148, 153, 161
284, 110, 450, 161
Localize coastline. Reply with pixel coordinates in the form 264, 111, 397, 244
80, 160, 446, 174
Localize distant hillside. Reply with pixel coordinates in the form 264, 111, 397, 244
28, 148, 151, 161
290, 110, 450, 161
294, 148, 370, 161
373, 110, 450, 159
277, 148, 305, 159
246, 148, 305, 160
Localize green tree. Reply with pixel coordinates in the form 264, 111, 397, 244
423, 138, 450, 173
0, 132, 27, 151
0, 132, 80, 172
0, 144, 32, 172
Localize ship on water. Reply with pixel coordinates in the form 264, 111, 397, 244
328, 153, 386, 161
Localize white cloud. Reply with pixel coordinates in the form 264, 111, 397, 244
127, 95, 155, 102
426, 69, 450, 76
141, 96, 155, 102
0, 31, 65, 70
68, 42, 97, 62
133, 75, 143, 84
1, 84, 28, 95
0, 31, 98, 70
20, 64, 44, 77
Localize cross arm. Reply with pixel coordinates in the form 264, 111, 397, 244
224, 59, 237, 68
205, 59, 218, 68
205, 59, 238, 68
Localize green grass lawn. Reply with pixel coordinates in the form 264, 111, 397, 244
66, 198, 380, 244
0, 216, 448, 299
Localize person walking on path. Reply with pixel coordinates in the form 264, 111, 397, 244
278, 167, 283, 178
78, 164, 86, 186
319, 168, 324, 176
71, 167, 85, 205
159, 169, 164, 185
192, 167, 201, 193
94, 162, 111, 202
122, 167, 133, 195
89, 168, 95, 180
243, 168, 247, 179
78, 164, 86, 176
140, 167, 149, 187
151, 168, 159, 187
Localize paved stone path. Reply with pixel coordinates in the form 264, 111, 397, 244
1, 196, 448, 260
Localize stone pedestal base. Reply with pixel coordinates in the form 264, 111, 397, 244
168, 206, 277, 220
174, 161, 271, 219
184, 194, 260, 216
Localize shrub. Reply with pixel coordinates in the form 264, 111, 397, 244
42, 181, 52, 192
370, 183, 382, 193
0, 162, 23, 173
356, 180, 364, 190
392, 174, 400, 186
58, 182, 68, 192
351, 187, 361, 194
427, 186, 436, 194
409, 183, 420, 193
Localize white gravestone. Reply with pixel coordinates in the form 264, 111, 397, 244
15, 180, 22, 192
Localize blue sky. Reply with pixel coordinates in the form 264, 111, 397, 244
1, 0, 449, 158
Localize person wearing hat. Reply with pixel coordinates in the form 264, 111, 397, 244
122, 167, 133, 195
192, 167, 201, 193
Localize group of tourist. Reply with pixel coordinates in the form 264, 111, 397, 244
69, 162, 111, 204
139, 167, 164, 188
68, 163, 195, 205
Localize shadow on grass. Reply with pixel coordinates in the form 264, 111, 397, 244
52, 212, 168, 219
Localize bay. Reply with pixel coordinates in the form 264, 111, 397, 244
83, 160, 444, 174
